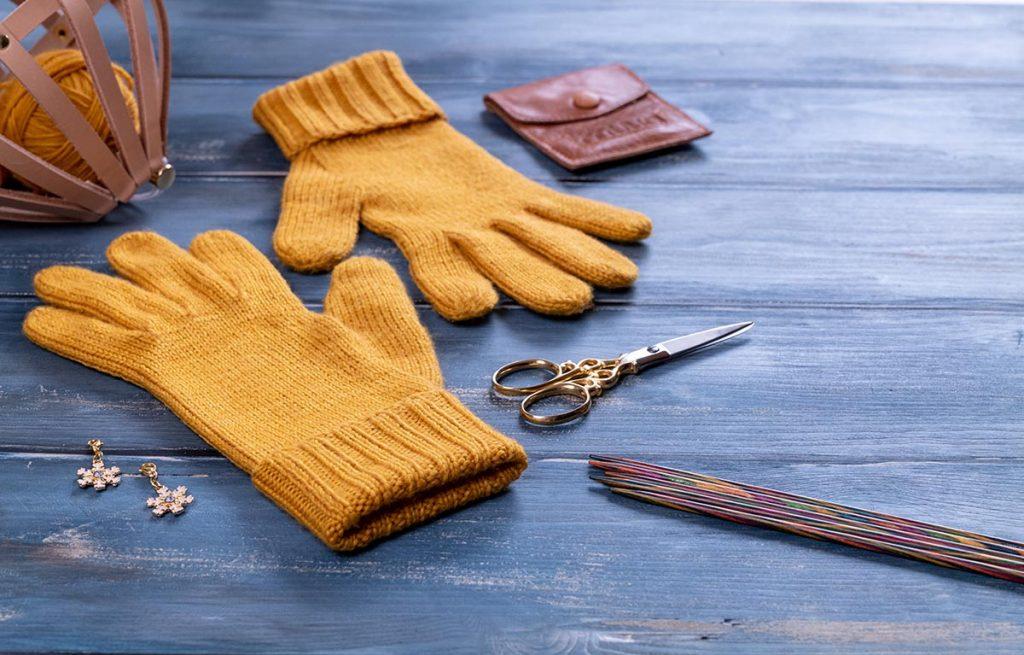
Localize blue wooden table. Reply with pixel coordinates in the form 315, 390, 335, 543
3, 1, 1024, 652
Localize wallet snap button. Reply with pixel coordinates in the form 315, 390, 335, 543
572, 90, 601, 109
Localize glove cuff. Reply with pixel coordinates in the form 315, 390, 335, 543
252, 389, 527, 551
253, 50, 444, 158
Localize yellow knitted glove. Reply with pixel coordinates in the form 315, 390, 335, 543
23, 230, 526, 551
253, 50, 652, 321
324, 255, 443, 387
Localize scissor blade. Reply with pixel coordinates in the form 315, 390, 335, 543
659, 321, 754, 358
620, 321, 753, 371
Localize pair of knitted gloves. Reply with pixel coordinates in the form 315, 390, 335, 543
25, 51, 649, 550
253, 50, 651, 320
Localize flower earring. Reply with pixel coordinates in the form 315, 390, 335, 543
76, 439, 121, 491
139, 462, 194, 516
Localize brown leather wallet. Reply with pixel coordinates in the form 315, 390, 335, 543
484, 64, 710, 171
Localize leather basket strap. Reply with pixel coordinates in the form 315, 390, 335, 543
59, 0, 149, 187
0, 0, 172, 222
149, 0, 169, 145
17, 0, 171, 170
112, 0, 165, 169
0, 185, 103, 221
0, 18, 135, 199
3, 0, 102, 47
28, 13, 73, 54
0, 133, 114, 212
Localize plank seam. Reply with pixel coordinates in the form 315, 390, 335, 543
167, 75, 1024, 90
166, 171, 1024, 194
2, 295, 1024, 312
2, 450, 1022, 465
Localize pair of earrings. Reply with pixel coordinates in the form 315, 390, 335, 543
76, 439, 194, 517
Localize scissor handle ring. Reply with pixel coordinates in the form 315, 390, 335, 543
492, 358, 567, 396
519, 382, 592, 426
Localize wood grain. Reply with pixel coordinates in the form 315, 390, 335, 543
3, 0, 1024, 652
3, 301, 1022, 462
2, 454, 1023, 654
93, 0, 1024, 85
1, 180, 1022, 309
155, 79, 1024, 189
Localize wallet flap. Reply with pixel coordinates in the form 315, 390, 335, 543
484, 64, 649, 124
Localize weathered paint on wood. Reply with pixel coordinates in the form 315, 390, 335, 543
2, 0, 1023, 652
3, 300, 1023, 461
2, 454, 1024, 654
1, 180, 1022, 308
95, 1, 1024, 85
161, 80, 1024, 189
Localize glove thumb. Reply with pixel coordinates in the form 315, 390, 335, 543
274, 153, 361, 273
323, 257, 443, 387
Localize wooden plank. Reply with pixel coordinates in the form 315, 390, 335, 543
3, 301, 1022, 460
2, 179, 1021, 308
91, 0, 1024, 85
156, 79, 1024, 189
1, 453, 1023, 654
1, 2, 1019, 652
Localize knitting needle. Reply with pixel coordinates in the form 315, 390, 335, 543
592, 474, 1024, 570
607, 485, 1024, 583
590, 469, 1024, 567
590, 455, 1015, 546
590, 457, 1024, 582
590, 455, 1024, 559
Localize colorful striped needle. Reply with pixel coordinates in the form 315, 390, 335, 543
589, 455, 1024, 583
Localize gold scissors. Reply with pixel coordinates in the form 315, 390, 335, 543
492, 322, 753, 426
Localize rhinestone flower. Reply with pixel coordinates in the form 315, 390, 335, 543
77, 463, 121, 491
146, 484, 194, 516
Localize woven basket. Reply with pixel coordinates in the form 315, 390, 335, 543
0, 0, 171, 223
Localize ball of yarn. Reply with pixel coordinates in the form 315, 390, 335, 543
0, 49, 138, 188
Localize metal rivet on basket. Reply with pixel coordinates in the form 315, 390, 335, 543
153, 162, 176, 191
0, 34, 10, 50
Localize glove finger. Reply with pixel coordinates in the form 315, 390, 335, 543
325, 257, 443, 386
451, 230, 593, 316
274, 155, 361, 273
33, 266, 184, 329
107, 232, 235, 308
494, 215, 638, 289
189, 230, 298, 307
526, 187, 652, 242
395, 230, 498, 321
23, 306, 146, 382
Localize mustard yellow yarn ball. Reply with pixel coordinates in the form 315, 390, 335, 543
0, 49, 138, 187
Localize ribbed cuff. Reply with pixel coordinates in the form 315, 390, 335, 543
252, 390, 528, 551
252, 50, 444, 158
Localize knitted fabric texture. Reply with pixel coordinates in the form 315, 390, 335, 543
253, 50, 652, 321
23, 230, 527, 551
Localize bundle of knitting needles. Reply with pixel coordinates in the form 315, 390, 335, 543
589, 455, 1024, 583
